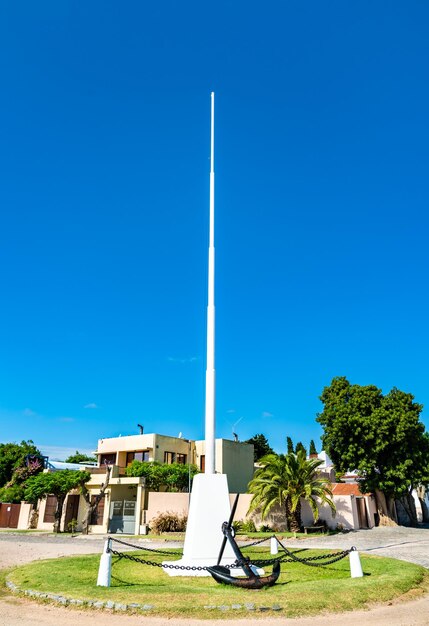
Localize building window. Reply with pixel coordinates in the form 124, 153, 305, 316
176, 453, 187, 465
43, 495, 57, 523
126, 450, 150, 466
164, 451, 176, 464
101, 453, 116, 466
200, 455, 205, 472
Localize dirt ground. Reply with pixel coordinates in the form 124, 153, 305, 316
1, 530, 428, 626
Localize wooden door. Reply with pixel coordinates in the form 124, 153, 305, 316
90, 495, 105, 525
64, 495, 80, 530
356, 497, 369, 528
0, 503, 21, 528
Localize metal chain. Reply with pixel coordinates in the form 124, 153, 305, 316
108, 536, 183, 556
240, 536, 273, 549
108, 535, 352, 571
274, 538, 351, 568
109, 548, 244, 571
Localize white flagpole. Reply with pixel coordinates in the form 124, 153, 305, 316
163, 93, 239, 576
204, 91, 216, 475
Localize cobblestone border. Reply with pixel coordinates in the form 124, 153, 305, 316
5, 580, 153, 612
5, 579, 283, 614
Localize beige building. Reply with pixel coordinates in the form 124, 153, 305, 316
22, 432, 254, 535
96, 432, 254, 494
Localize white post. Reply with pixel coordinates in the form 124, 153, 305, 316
349, 547, 363, 578
270, 536, 278, 555
97, 539, 112, 587
204, 91, 216, 475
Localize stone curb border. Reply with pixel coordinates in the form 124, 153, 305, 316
5, 579, 283, 614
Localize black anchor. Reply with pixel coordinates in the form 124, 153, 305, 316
207, 495, 281, 589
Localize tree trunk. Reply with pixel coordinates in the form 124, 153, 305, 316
289, 500, 302, 533
54, 496, 65, 533
399, 489, 418, 526
28, 503, 39, 530
284, 498, 291, 532
374, 489, 398, 526
81, 466, 111, 535
285, 497, 302, 532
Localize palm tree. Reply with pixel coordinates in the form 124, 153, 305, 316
247, 450, 335, 532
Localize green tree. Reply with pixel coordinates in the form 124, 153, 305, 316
65, 451, 97, 464
0, 484, 25, 503
309, 440, 318, 456
245, 434, 274, 461
317, 376, 429, 525
295, 441, 307, 456
0, 440, 42, 487
126, 461, 199, 492
286, 437, 294, 455
24, 470, 91, 533
247, 450, 335, 532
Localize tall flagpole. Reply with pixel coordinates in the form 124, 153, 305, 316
204, 92, 216, 474
163, 93, 238, 576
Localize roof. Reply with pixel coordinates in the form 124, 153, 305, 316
332, 483, 370, 496
46, 461, 83, 471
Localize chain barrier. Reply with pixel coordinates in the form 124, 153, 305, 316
108, 536, 183, 556
239, 535, 351, 567
107, 535, 352, 571
109, 548, 245, 571
239, 536, 273, 549
272, 537, 352, 567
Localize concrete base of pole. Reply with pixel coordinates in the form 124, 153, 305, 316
163, 473, 248, 577
270, 536, 278, 555
97, 540, 112, 587
349, 548, 363, 578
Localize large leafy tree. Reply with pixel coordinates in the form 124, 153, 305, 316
24, 470, 91, 533
247, 450, 335, 532
65, 451, 97, 464
0, 440, 41, 487
245, 434, 274, 461
317, 376, 429, 524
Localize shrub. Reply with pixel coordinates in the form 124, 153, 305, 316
126, 461, 199, 492
232, 518, 257, 533
232, 520, 242, 532
241, 518, 257, 533
150, 511, 187, 534
67, 518, 78, 535
0, 484, 25, 503
259, 524, 273, 533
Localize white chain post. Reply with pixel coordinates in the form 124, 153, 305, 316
97, 538, 112, 587
349, 547, 363, 578
270, 536, 278, 555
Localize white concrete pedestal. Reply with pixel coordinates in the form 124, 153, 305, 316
163, 473, 238, 577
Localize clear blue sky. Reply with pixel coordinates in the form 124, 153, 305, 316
1, 1, 428, 460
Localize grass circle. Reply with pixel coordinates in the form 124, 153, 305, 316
6, 547, 428, 619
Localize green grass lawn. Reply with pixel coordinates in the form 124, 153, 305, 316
7, 547, 428, 619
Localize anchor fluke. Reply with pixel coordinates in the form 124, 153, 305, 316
207, 560, 280, 589
208, 494, 281, 589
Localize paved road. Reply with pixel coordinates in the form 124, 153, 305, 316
283, 525, 429, 569
0, 527, 428, 625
